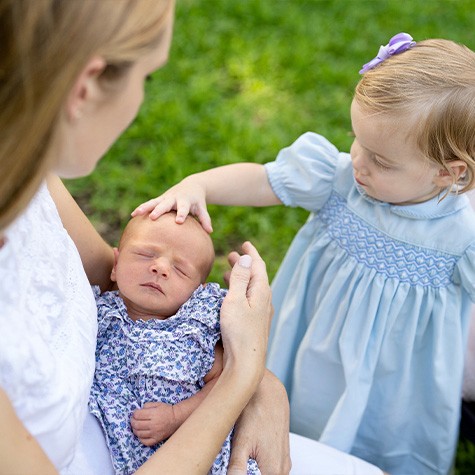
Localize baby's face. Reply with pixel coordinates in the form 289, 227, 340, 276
112, 214, 214, 321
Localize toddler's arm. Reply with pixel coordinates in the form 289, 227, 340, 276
132, 163, 281, 232
131, 343, 224, 446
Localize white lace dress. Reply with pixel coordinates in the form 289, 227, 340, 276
0, 183, 111, 473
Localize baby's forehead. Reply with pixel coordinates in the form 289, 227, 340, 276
126, 214, 213, 254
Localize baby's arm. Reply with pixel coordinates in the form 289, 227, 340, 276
132, 164, 281, 232
131, 343, 224, 446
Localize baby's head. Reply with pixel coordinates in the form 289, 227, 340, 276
111, 212, 215, 321
352, 35, 475, 203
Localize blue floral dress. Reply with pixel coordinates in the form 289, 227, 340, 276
264, 132, 475, 475
89, 283, 259, 474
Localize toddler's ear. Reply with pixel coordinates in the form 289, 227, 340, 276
434, 160, 467, 187
110, 248, 120, 282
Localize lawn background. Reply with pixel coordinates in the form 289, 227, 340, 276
65, 0, 475, 471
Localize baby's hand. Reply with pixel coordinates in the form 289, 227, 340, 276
131, 178, 213, 233
130, 401, 179, 446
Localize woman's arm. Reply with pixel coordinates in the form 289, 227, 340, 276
46, 174, 114, 291
229, 370, 291, 474
0, 389, 57, 475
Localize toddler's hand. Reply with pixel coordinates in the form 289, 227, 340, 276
131, 401, 179, 446
131, 177, 213, 233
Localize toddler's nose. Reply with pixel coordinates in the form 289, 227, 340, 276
354, 165, 370, 176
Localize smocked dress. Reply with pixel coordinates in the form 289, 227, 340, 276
89, 284, 260, 475
265, 132, 475, 475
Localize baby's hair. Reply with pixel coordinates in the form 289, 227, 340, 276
355, 39, 475, 193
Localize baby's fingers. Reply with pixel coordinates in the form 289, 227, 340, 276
131, 417, 151, 431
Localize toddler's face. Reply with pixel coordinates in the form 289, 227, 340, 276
112, 214, 214, 321
350, 100, 443, 205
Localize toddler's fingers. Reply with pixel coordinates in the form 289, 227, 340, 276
174, 199, 191, 224
196, 207, 213, 233
131, 197, 162, 217
149, 197, 178, 220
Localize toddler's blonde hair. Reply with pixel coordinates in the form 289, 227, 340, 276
355, 39, 475, 193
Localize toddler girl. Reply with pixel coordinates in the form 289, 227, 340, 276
133, 34, 475, 474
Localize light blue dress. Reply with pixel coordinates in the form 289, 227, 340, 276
264, 132, 475, 475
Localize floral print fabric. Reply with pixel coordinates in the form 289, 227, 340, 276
89, 283, 259, 474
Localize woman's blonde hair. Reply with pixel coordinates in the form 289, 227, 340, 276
0, 0, 174, 231
355, 39, 475, 194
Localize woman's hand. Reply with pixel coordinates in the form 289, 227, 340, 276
228, 371, 291, 475
131, 176, 213, 233
224, 247, 291, 474
219, 242, 273, 381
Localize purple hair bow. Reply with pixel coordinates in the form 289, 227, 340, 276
359, 32, 416, 74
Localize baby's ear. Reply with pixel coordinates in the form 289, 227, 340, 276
110, 248, 120, 282
434, 160, 468, 187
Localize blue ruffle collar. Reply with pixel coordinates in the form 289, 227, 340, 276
354, 181, 469, 219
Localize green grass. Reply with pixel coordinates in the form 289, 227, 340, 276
65, 0, 475, 471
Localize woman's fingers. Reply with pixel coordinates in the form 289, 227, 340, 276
220, 241, 272, 377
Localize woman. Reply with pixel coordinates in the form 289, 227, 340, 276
0, 1, 286, 473
0, 1, 385, 473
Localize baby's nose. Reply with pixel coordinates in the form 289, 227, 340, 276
151, 258, 170, 278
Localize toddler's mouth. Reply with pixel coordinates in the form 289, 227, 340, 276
354, 176, 367, 187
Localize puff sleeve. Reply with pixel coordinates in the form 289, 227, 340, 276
264, 132, 340, 212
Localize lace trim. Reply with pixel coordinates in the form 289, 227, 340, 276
319, 193, 457, 287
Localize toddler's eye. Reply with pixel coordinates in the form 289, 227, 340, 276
371, 155, 391, 170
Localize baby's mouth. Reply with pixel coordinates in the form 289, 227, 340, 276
141, 282, 164, 294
